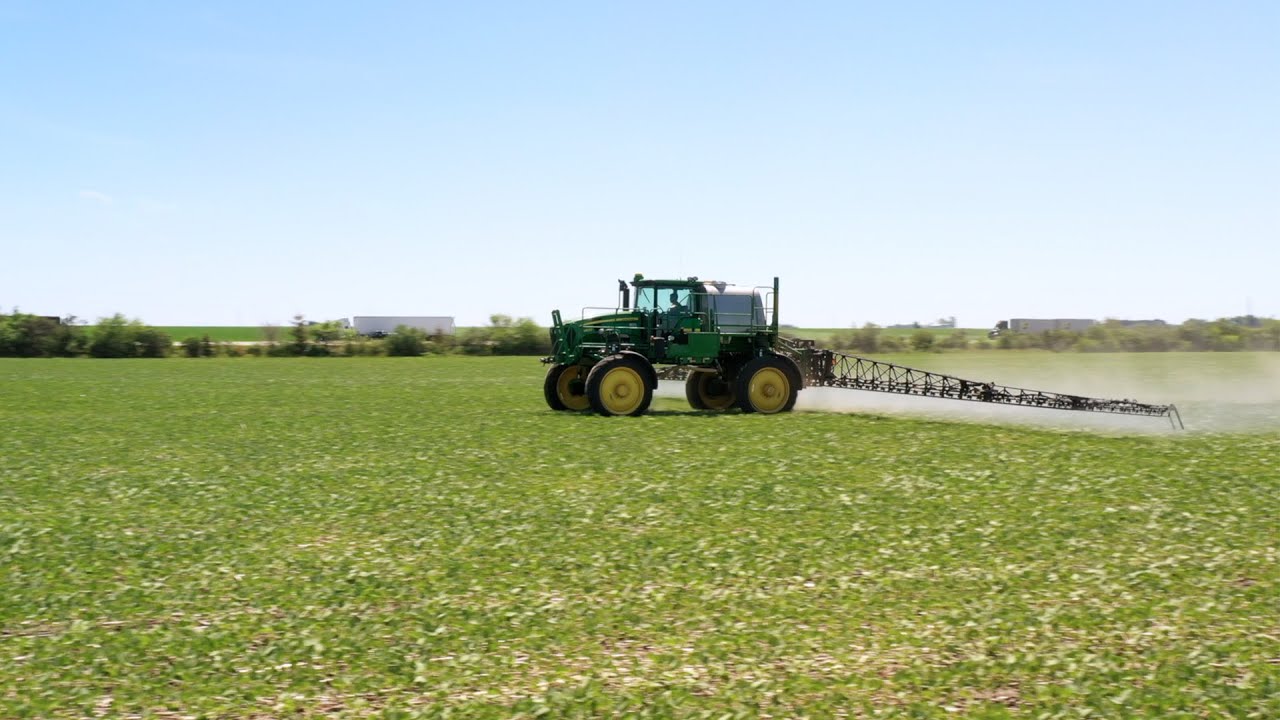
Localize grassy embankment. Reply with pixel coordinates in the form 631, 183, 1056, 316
153, 326, 271, 342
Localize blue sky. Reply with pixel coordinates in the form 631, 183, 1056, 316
2, 1, 1276, 328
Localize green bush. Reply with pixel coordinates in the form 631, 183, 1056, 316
455, 328, 495, 355
1256, 321, 1280, 350
133, 328, 172, 358
0, 312, 85, 357
425, 331, 455, 355
938, 330, 970, 350
309, 320, 349, 343
273, 316, 350, 356
456, 315, 551, 356
88, 315, 137, 358
0, 312, 66, 357
342, 338, 384, 356
828, 323, 884, 354
87, 315, 171, 358
854, 324, 882, 353
288, 315, 310, 356
909, 329, 936, 352
385, 326, 427, 356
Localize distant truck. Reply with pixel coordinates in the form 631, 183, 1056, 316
352, 316, 455, 337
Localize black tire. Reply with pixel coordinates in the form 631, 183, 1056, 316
586, 355, 654, 416
735, 355, 800, 414
544, 364, 590, 411
685, 371, 736, 410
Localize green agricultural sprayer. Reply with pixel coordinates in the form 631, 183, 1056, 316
542, 274, 1182, 428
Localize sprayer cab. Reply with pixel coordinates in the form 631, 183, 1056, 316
544, 275, 780, 367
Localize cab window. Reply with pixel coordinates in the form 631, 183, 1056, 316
665, 288, 692, 312
634, 287, 658, 312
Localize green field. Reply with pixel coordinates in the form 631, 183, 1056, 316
154, 326, 270, 342
2, 357, 1277, 718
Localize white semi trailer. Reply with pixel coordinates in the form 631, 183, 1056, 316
352, 316, 455, 337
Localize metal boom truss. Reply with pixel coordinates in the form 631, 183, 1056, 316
781, 340, 1183, 429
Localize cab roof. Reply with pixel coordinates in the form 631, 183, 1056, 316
631, 274, 726, 288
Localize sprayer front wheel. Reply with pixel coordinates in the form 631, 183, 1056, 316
686, 371, 736, 410
544, 364, 590, 411
586, 355, 653, 416
736, 355, 799, 414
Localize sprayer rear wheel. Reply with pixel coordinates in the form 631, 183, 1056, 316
544, 364, 590, 411
685, 371, 736, 410
736, 355, 799, 414
586, 355, 653, 416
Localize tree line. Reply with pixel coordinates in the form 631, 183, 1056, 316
0, 312, 552, 358
5, 309, 1278, 358
0, 313, 172, 358
824, 318, 1280, 354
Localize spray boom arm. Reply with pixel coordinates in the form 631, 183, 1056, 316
780, 338, 1183, 429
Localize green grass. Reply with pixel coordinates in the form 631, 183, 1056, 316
154, 326, 270, 342
2, 357, 1277, 718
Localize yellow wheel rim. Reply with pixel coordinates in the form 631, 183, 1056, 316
697, 374, 735, 410
556, 366, 590, 411
747, 367, 790, 414
599, 366, 645, 415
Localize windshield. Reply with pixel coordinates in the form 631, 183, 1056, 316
634, 286, 692, 312
665, 288, 691, 311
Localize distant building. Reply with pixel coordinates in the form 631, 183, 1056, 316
1115, 319, 1168, 328
1008, 318, 1096, 333
352, 316, 456, 336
